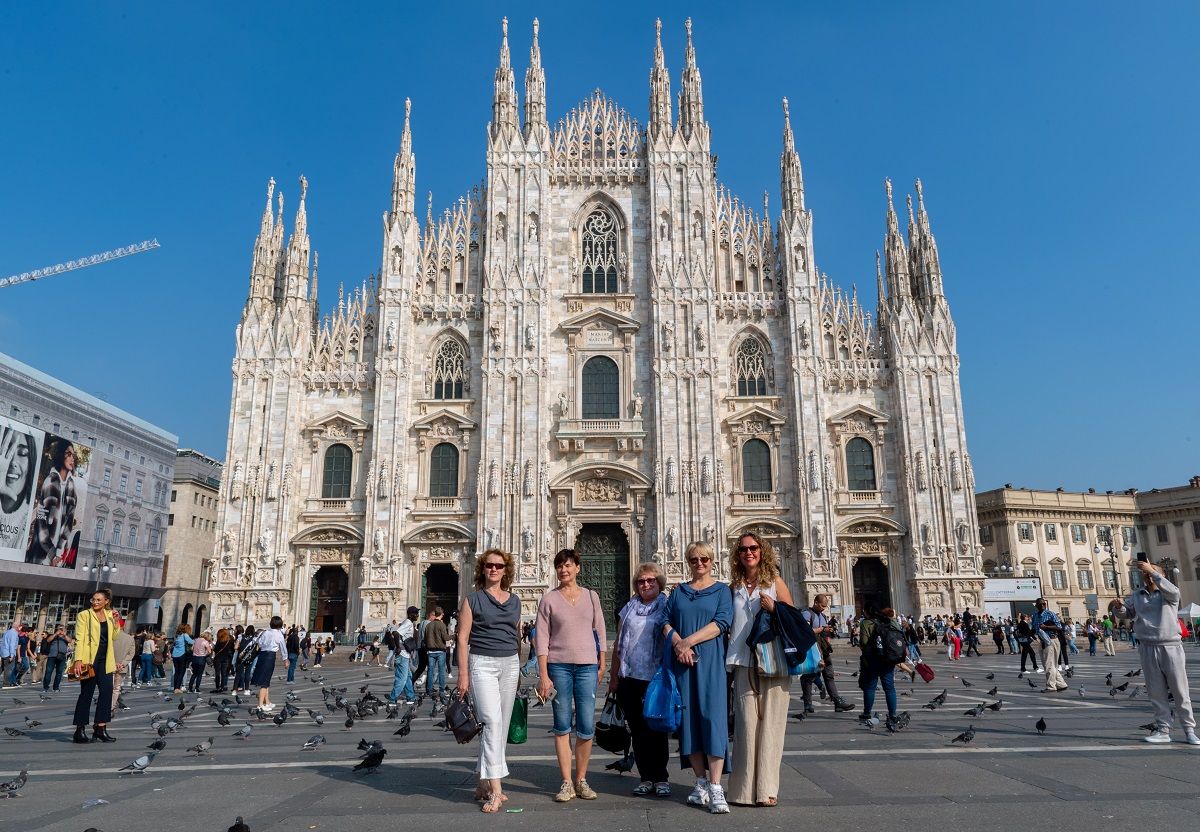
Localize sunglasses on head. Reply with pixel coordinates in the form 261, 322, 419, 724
737, 545, 760, 554
687, 556, 711, 566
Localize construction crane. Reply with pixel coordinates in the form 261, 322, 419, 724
0, 239, 161, 290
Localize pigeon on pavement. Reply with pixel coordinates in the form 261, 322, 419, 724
1078, 687, 1086, 697
1035, 717, 1047, 735
147, 739, 167, 751
4, 727, 28, 738
962, 679, 973, 687
951, 725, 975, 743
985, 700, 1004, 712
353, 746, 387, 774
23, 718, 41, 728
1105, 673, 1113, 686
985, 673, 995, 680
301, 735, 326, 751
228, 817, 250, 832
986, 686, 998, 697
1125, 669, 1142, 677
0, 769, 27, 798
118, 752, 158, 774
963, 703, 986, 717
232, 724, 253, 740
186, 737, 215, 756
605, 751, 636, 773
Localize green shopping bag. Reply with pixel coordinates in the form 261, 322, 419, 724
507, 695, 528, 744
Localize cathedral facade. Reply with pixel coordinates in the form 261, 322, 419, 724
207, 18, 984, 632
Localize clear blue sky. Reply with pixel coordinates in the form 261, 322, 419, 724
1, 2, 1196, 491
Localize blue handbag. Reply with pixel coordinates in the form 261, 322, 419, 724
643, 641, 681, 733
791, 642, 822, 676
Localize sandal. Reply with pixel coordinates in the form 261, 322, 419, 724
481, 793, 504, 813
633, 781, 654, 796
654, 782, 672, 797
757, 797, 778, 807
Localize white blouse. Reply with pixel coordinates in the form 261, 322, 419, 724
726, 582, 777, 670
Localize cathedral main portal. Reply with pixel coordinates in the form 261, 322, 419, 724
311, 565, 348, 633
575, 523, 630, 634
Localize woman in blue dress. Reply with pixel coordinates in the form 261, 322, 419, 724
660, 541, 734, 813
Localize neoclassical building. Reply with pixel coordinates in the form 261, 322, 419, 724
207, 19, 984, 631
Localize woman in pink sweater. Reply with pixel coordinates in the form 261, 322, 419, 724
536, 549, 607, 803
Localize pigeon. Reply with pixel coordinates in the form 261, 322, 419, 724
1078, 686, 1086, 697
850, 671, 859, 678
11, 699, 27, 706
931, 689, 948, 706
301, 734, 326, 751
985, 673, 995, 680
1027, 678, 1038, 689
272, 711, 288, 727
985, 700, 1004, 712
963, 703, 986, 717
186, 737, 215, 756
286, 691, 300, 703
118, 752, 157, 774
1113, 681, 1130, 692
353, 746, 387, 774
951, 725, 975, 744
217, 711, 232, 727
986, 686, 998, 697
343, 713, 355, 730
228, 817, 250, 832
4, 727, 27, 738
1139, 722, 1159, 732
885, 712, 910, 733
0, 769, 27, 798
232, 723, 253, 740
605, 751, 636, 773
1105, 673, 1113, 686
790, 711, 807, 720
393, 721, 412, 738
1125, 669, 1141, 677
961, 679, 973, 687
147, 739, 167, 751
357, 738, 383, 752
1035, 717, 1047, 735
1129, 685, 1144, 699
23, 718, 41, 729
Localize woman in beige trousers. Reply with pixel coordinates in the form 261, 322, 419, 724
726, 532, 794, 806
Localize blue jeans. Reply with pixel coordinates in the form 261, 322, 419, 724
906, 643, 921, 662
859, 660, 897, 719
138, 654, 154, 684
388, 654, 414, 702
425, 650, 446, 695
547, 662, 598, 740
287, 652, 298, 682
1066, 638, 1079, 655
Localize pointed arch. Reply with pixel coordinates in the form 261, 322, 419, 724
572, 193, 627, 294
730, 327, 773, 396
429, 329, 470, 400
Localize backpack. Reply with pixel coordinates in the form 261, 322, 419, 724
236, 635, 260, 667
868, 618, 908, 665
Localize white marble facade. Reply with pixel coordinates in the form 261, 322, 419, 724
207, 18, 984, 629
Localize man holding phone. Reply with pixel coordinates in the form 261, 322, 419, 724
1031, 599, 1068, 692
1110, 557, 1199, 745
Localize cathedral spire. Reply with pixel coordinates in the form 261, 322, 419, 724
523, 18, 547, 139
425, 191, 434, 240
780, 97, 805, 214
883, 178, 910, 302
491, 17, 519, 140
283, 175, 311, 300
648, 18, 672, 139
911, 178, 944, 300
677, 18, 705, 139
248, 177, 277, 300
391, 98, 416, 217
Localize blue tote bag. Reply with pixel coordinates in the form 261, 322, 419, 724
642, 641, 681, 733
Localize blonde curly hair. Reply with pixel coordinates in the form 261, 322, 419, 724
728, 531, 780, 589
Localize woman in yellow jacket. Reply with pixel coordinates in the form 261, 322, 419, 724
71, 588, 119, 743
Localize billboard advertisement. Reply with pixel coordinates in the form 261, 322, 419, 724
983, 577, 1042, 601
0, 419, 91, 569
0, 414, 44, 560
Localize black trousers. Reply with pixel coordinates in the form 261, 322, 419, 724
213, 656, 233, 690
994, 638, 1006, 654
74, 671, 113, 726
413, 647, 429, 684
1019, 642, 1039, 671
187, 657, 207, 691
801, 660, 842, 705
616, 677, 670, 784
171, 655, 189, 690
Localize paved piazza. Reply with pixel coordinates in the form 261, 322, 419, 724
3, 644, 1198, 831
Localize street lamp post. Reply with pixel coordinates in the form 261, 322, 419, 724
85, 544, 119, 592
1095, 540, 1129, 601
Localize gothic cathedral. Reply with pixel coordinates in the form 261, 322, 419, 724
207, 18, 985, 632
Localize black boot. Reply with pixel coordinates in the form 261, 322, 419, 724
72, 725, 90, 744
92, 724, 116, 743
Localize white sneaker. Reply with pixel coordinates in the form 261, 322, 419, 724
1145, 729, 1172, 744
687, 777, 710, 806
708, 783, 730, 814
1183, 731, 1200, 746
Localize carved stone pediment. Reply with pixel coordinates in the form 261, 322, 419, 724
576, 477, 624, 503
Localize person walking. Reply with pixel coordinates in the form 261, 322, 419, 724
1086, 619, 1099, 656
857, 606, 905, 726
1064, 618, 1080, 656
138, 631, 156, 687
211, 628, 234, 692
992, 622, 1006, 654
607, 563, 670, 797
726, 533, 794, 808
1016, 614, 1039, 673
112, 618, 135, 711
1031, 599, 1067, 692
800, 594, 855, 714
536, 548, 607, 803
1111, 561, 1199, 744
387, 607, 419, 704
904, 618, 923, 664
285, 626, 300, 684
660, 541, 734, 814
170, 624, 194, 693
70, 589, 119, 743
253, 616, 288, 711
1101, 614, 1117, 656
41, 625, 70, 692
456, 548, 521, 814
233, 625, 257, 694
0, 618, 18, 686
422, 607, 450, 700
187, 631, 212, 692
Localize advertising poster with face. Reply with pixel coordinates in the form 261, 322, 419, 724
0, 414, 45, 561
23, 432, 91, 569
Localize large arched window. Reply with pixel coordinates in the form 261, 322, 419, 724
734, 337, 768, 396
322, 444, 353, 499
581, 356, 620, 419
429, 443, 459, 498
741, 439, 772, 493
432, 339, 466, 399
581, 207, 619, 294
846, 437, 877, 491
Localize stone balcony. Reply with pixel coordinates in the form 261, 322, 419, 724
728, 490, 786, 515
301, 497, 365, 519
555, 417, 646, 453
411, 495, 474, 520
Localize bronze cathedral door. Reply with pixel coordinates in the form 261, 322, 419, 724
575, 523, 630, 635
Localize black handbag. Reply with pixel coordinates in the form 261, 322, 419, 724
595, 693, 630, 754
444, 691, 485, 744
